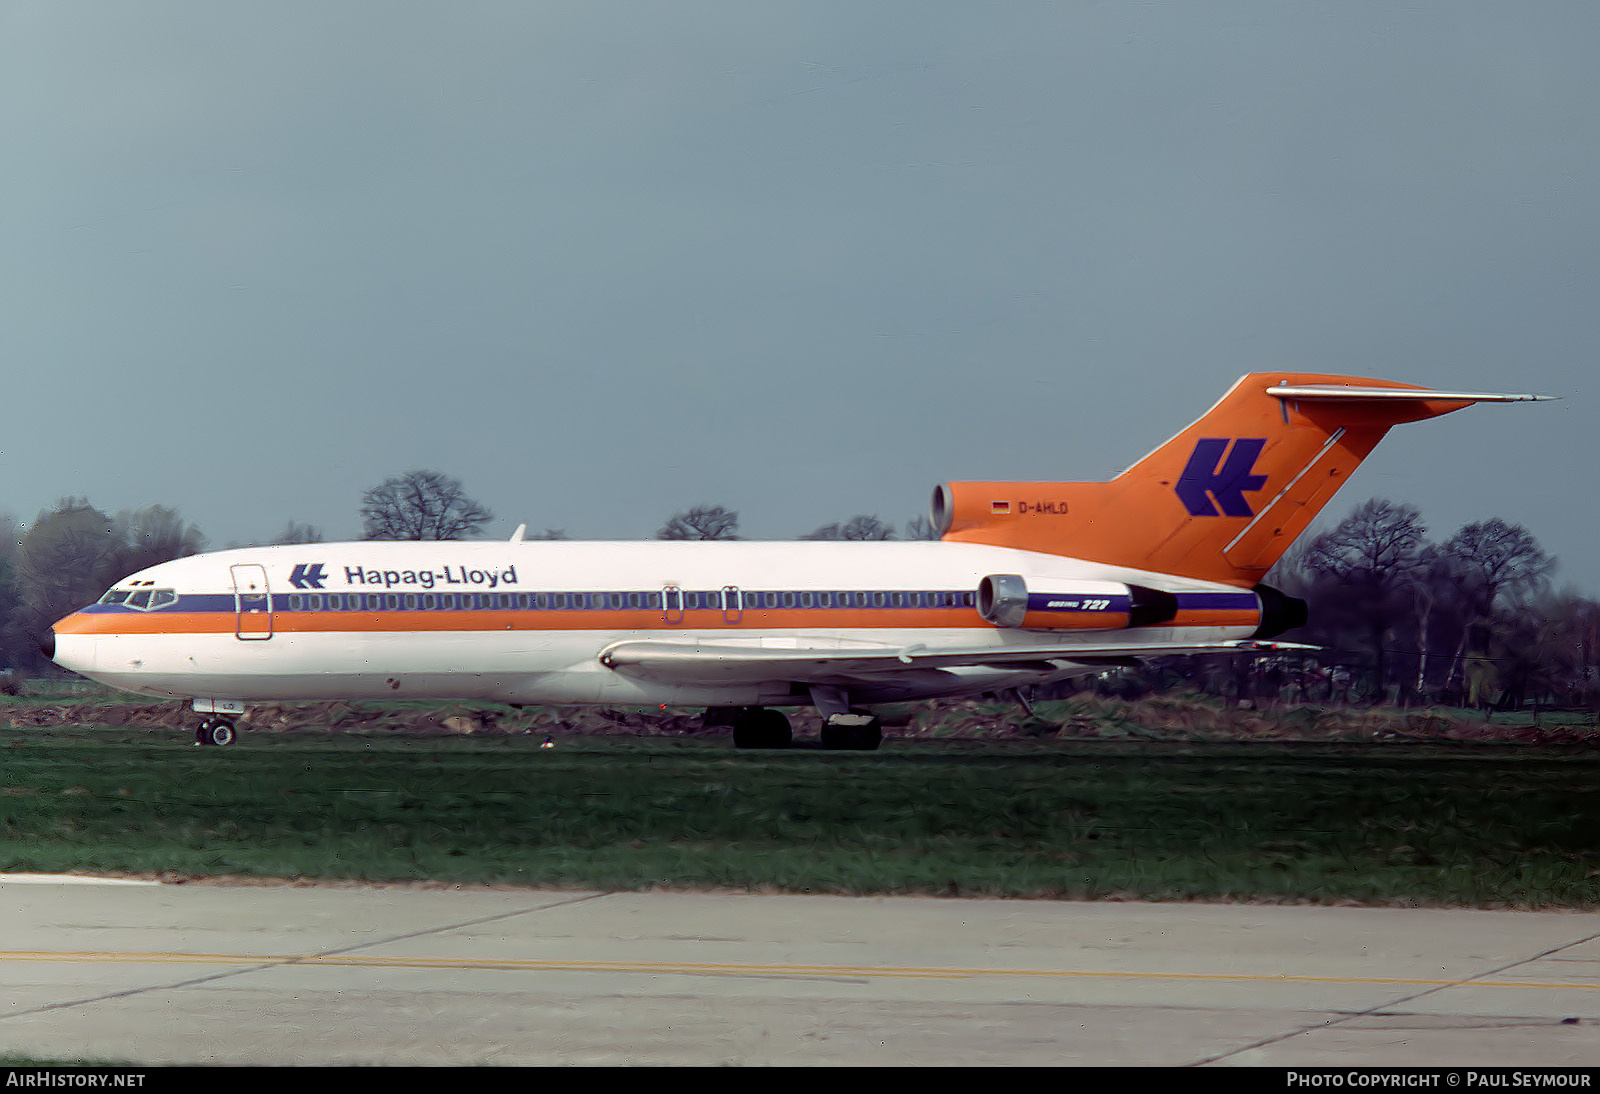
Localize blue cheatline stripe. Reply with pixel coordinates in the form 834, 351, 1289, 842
81, 589, 984, 616
1173, 592, 1259, 610
82, 588, 1261, 617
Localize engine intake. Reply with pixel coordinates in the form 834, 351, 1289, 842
976, 574, 1029, 628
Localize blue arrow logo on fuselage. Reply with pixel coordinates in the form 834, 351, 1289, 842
289, 563, 328, 590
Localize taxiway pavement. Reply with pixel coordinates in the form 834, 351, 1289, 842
1, 878, 1597, 1066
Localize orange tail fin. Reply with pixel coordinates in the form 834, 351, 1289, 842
933, 373, 1551, 586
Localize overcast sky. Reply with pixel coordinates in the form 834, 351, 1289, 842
5, 2, 1595, 590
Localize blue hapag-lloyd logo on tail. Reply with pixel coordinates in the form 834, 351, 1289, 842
1175, 438, 1268, 517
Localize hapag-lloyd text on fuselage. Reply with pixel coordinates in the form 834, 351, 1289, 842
343, 565, 519, 590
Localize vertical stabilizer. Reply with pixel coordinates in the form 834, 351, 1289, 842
934, 373, 1551, 585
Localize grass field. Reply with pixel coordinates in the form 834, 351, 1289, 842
2, 721, 1596, 908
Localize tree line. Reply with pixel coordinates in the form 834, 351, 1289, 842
1266, 498, 1597, 711
3, 470, 1592, 711
0, 471, 931, 673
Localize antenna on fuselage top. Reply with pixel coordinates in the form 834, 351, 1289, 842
510, 524, 526, 543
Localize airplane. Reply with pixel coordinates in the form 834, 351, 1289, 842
43, 373, 1552, 749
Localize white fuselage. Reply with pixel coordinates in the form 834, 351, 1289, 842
50, 539, 1263, 709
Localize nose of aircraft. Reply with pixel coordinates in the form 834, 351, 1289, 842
38, 628, 54, 662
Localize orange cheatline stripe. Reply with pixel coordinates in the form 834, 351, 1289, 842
1022, 611, 1132, 629
1171, 611, 1261, 628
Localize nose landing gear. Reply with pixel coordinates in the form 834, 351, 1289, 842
195, 717, 237, 747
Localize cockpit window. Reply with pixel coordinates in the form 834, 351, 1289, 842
98, 587, 179, 611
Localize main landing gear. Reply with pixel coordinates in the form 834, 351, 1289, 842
709, 706, 884, 751
731, 708, 793, 750
194, 717, 237, 747
819, 712, 883, 752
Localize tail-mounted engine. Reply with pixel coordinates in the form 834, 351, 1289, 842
976, 574, 1178, 631
977, 574, 1307, 637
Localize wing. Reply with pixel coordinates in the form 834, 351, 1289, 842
598, 638, 1315, 687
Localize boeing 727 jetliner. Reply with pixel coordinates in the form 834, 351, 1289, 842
44, 373, 1551, 748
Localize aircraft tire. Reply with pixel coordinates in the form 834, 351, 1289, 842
197, 719, 237, 747
732, 708, 791, 749
821, 718, 883, 752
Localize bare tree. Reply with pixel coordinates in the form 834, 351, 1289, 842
1404, 546, 1457, 695
656, 505, 740, 541
1440, 518, 1553, 694
361, 470, 493, 541
269, 521, 324, 545
902, 515, 939, 541
1301, 499, 1427, 700
111, 506, 207, 575
802, 515, 896, 541
1442, 518, 1553, 606
4, 499, 122, 670
0, 512, 22, 669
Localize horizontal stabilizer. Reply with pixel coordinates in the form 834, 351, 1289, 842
1267, 384, 1556, 403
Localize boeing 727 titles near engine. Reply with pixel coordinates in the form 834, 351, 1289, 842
44, 373, 1552, 748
